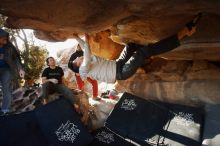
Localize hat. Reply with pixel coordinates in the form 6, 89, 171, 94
68, 49, 83, 73
0, 28, 9, 37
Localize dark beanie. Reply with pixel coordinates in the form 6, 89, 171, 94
0, 28, 9, 37
68, 50, 83, 73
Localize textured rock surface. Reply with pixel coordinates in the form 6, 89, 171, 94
1, 0, 220, 60
88, 31, 124, 59
115, 59, 220, 105
116, 79, 220, 105
53, 31, 124, 60
1, 0, 220, 104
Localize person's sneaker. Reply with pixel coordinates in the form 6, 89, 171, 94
0, 111, 11, 116
0, 111, 4, 116
92, 96, 102, 101
33, 96, 47, 107
33, 98, 42, 107
186, 12, 202, 31
101, 90, 110, 97
101, 95, 109, 99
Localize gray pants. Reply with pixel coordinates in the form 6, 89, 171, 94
116, 35, 180, 80
0, 68, 12, 113
41, 82, 75, 104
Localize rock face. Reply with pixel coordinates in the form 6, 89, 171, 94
1, 0, 220, 60
1, 0, 220, 104
115, 59, 220, 105
88, 30, 124, 59
54, 31, 124, 61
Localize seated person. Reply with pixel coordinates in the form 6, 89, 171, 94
39, 57, 75, 105
68, 45, 100, 100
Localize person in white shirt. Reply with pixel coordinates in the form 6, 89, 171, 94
71, 15, 200, 84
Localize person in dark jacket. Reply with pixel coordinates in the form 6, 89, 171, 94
0, 28, 25, 115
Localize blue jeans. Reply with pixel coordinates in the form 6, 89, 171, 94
0, 68, 12, 113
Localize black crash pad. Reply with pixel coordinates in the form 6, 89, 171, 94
105, 92, 204, 146
89, 127, 135, 146
202, 104, 220, 146
0, 98, 93, 146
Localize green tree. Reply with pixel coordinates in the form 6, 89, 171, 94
1, 14, 49, 87
21, 45, 48, 85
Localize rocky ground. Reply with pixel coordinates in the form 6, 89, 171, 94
0, 86, 120, 131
